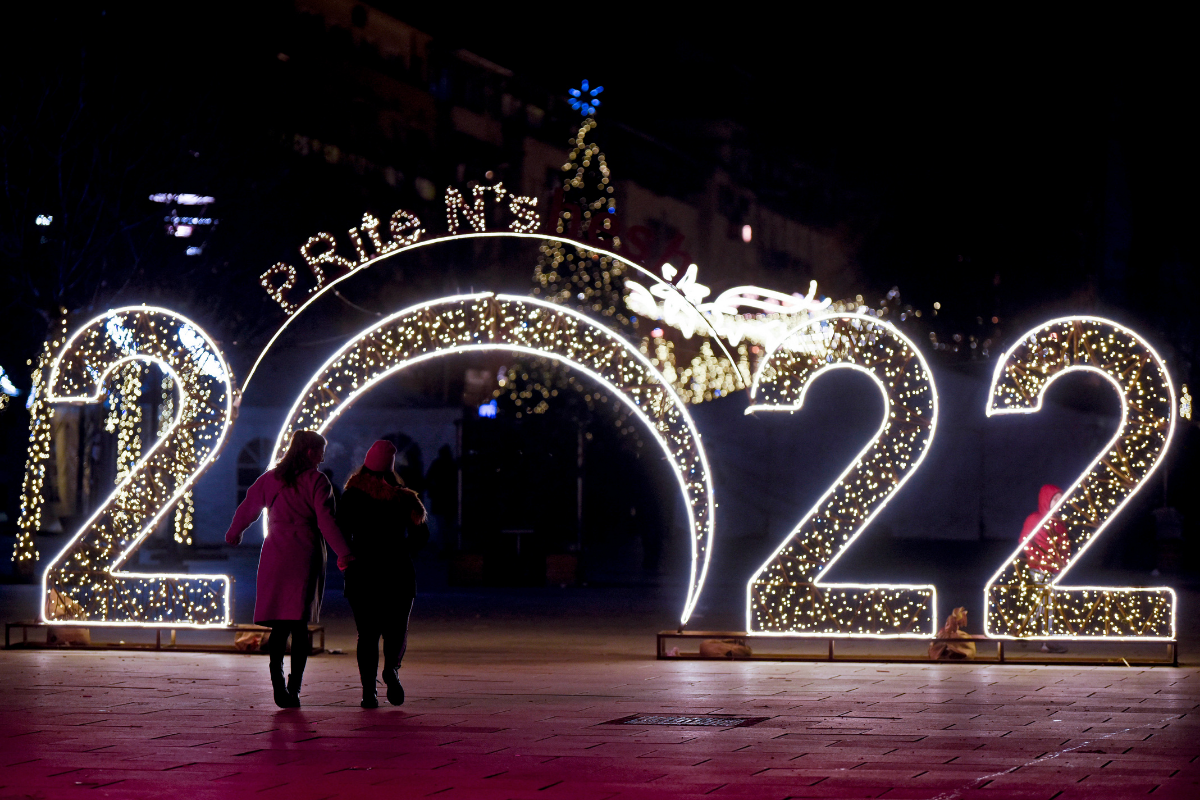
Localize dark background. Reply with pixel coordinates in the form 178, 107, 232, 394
2, 4, 1197, 592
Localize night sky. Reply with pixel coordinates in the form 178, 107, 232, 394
396, 9, 1197, 347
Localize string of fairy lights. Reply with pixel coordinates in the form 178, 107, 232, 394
511, 107, 636, 434
105, 363, 144, 484
40, 307, 233, 626
14, 312, 70, 566
160, 376, 196, 546
985, 317, 1176, 640
274, 293, 714, 625
8, 80, 1188, 644
532, 116, 629, 327
745, 314, 939, 637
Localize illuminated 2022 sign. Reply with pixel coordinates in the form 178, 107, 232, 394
32, 228, 1178, 643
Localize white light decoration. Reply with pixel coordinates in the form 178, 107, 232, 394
626, 262, 832, 348
35, 214, 53, 226
270, 293, 715, 625
102, 362, 144, 485
14, 313, 71, 565
40, 307, 234, 627
0, 364, 18, 412
745, 313, 939, 637
984, 317, 1176, 640
148, 193, 214, 205
240, 232, 735, 395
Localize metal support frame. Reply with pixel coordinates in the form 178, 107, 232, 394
5, 621, 326, 655
657, 630, 1178, 667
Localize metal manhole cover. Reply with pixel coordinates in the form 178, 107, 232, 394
603, 714, 768, 728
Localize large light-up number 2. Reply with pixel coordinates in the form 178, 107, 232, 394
985, 317, 1176, 640
42, 307, 234, 627
746, 313, 937, 636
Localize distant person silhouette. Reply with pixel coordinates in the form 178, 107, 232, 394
425, 445, 457, 549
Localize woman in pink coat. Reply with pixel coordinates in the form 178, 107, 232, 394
225, 430, 353, 708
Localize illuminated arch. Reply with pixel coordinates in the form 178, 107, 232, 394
272, 292, 715, 625
241, 232, 735, 395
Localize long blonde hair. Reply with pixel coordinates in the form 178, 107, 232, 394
274, 430, 326, 487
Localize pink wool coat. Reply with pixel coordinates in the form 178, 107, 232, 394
225, 468, 351, 624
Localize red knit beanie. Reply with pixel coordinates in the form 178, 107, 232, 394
364, 440, 397, 473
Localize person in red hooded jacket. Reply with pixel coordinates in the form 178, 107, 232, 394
1021, 484, 1070, 577
1020, 483, 1070, 653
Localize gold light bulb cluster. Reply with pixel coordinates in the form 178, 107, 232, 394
14, 312, 70, 565
40, 307, 233, 626
985, 317, 1176, 640
274, 293, 714, 624
746, 314, 938, 637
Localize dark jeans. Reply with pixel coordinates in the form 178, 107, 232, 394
267, 621, 310, 678
349, 595, 414, 686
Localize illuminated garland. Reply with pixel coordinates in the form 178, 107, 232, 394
273, 293, 714, 625
14, 312, 70, 565
41, 307, 233, 626
985, 317, 1176, 640
644, 335, 750, 404
746, 314, 938, 637
159, 376, 196, 546
241, 233, 732, 395
104, 362, 144, 484
532, 116, 628, 325
510, 108, 634, 435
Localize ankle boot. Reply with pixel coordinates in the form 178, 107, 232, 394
360, 682, 379, 709
382, 668, 404, 706
286, 672, 303, 708
269, 661, 294, 708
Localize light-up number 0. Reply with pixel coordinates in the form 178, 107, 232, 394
984, 317, 1176, 639
41, 307, 234, 627
746, 314, 938, 636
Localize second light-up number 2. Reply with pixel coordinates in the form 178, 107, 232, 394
985, 317, 1176, 639
746, 314, 937, 636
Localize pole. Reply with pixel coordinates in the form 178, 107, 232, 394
576, 426, 584, 552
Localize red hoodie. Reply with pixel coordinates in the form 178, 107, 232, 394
1020, 484, 1070, 575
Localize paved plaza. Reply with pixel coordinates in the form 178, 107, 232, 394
2, 582, 1199, 800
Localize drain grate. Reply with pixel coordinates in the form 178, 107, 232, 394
604, 714, 768, 728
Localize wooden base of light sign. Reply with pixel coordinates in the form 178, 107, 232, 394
5, 621, 325, 655
656, 631, 1178, 666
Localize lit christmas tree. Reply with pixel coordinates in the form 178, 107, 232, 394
533, 80, 632, 330
500, 81, 640, 432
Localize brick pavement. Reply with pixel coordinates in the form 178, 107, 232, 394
2, 631, 1199, 800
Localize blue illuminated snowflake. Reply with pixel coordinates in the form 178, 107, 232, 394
568, 80, 603, 115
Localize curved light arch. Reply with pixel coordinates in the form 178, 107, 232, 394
242, 232, 735, 395
743, 313, 939, 637
42, 306, 234, 627
984, 316, 1176, 640
271, 292, 715, 625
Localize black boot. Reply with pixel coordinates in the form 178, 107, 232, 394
359, 661, 379, 708
286, 672, 303, 708
382, 668, 404, 706
269, 661, 294, 709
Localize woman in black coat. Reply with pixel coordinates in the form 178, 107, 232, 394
339, 440, 430, 708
